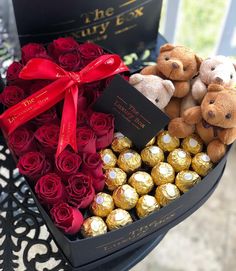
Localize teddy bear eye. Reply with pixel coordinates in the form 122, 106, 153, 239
155, 97, 159, 103
211, 67, 215, 71
209, 100, 214, 104
225, 113, 231, 119
230, 74, 233, 79
165, 57, 169, 61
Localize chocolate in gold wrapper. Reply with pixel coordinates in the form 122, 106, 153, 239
157, 131, 180, 152
100, 149, 117, 170
117, 149, 142, 173
141, 145, 164, 167
106, 209, 133, 230
155, 183, 180, 207
167, 148, 191, 172
192, 152, 213, 176
175, 170, 201, 193
181, 134, 203, 155
81, 216, 107, 238
145, 136, 156, 147
105, 168, 127, 191
111, 132, 132, 153
151, 162, 175, 185
128, 171, 154, 195
113, 184, 139, 210
90, 193, 114, 217
136, 195, 160, 218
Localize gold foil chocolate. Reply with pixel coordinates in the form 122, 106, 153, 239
141, 145, 164, 167
111, 132, 132, 153
100, 149, 117, 170
117, 149, 142, 173
106, 209, 133, 230
151, 162, 175, 185
90, 193, 114, 217
157, 130, 180, 152
145, 136, 156, 147
81, 216, 107, 237
155, 183, 180, 207
136, 195, 160, 218
175, 170, 201, 193
192, 152, 213, 176
181, 134, 203, 155
112, 184, 139, 210
128, 171, 154, 195
105, 168, 127, 191
167, 148, 191, 172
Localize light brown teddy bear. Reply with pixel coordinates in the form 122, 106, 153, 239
129, 74, 175, 111
141, 43, 201, 119
181, 55, 236, 115
168, 86, 236, 163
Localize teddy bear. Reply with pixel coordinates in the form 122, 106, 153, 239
141, 43, 202, 119
129, 74, 175, 111
180, 55, 236, 115
168, 85, 236, 163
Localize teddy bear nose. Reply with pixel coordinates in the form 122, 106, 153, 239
208, 110, 215, 118
214, 77, 223, 84
172, 62, 179, 69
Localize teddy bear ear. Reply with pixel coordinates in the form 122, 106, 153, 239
195, 55, 202, 70
159, 43, 175, 53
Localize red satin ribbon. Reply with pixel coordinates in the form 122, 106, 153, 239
0, 55, 129, 157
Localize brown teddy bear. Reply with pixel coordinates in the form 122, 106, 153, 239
141, 43, 201, 119
168, 85, 236, 162
181, 55, 236, 115
129, 74, 175, 111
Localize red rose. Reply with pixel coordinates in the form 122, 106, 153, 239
66, 173, 95, 208
8, 126, 37, 156
77, 111, 87, 126
89, 112, 114, 149
6, 61, 23, 83
48, 37, 79, 60
79, 42, 104, 67
17, 152, 51, 181
35, 173, 66, 206
32, 107, 58, 126
50, 202, 83, 235
0, 86, 25, 107
21, 43, 48, 64
56, 150, 82, 180
34, 124, 60, 154
83, 88, 102, 108
77, 95, 87, 111
58, 52, 81, 71
29, 80, 52, 95
77, 127, 96, 153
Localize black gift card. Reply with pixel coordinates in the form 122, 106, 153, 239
94, 76, 170, 148
12, 0, 162, 56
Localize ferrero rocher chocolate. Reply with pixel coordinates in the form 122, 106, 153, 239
155, 183, 180, 207
90, 193, 114, 217
141, 145, 164, 167
100, 149, 117, 169
112, 184, 139, 210
136, 195, 160, 218
128, 171, 154, 195
151, 162, 175, 185
105, 168, 127, 191
167, 148, 191, 172
117, 149, 142, 173
145, 136, 156, 147
106, 209, 133, 230
81, 217, 107, 237
181, 134, 203, 155
111, 132, 132, 153
192, 153, 213, 176
157, 130, 180, 152
175, 170, 201, 193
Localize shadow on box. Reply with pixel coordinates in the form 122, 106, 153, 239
1, 0, 232, 268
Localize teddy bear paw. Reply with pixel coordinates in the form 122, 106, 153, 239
168, 118, 195, 138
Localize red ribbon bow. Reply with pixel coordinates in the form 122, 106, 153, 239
0, 54, 129, 157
